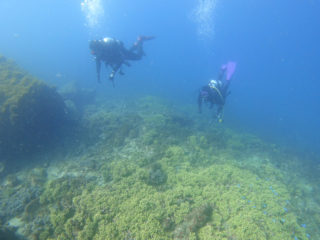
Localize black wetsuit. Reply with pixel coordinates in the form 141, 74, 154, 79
198, 79, 230, 119
90, 38, 145, 85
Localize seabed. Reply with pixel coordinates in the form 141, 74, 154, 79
0, 95, 319, 240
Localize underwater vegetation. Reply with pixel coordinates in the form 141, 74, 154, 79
0, 55, 66, 159
59, 81, 96, 119
0, 95, 319, 240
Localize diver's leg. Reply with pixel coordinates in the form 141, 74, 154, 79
126, 36, 155, 61
125, 47, 143, 61
221, 81, 231, 96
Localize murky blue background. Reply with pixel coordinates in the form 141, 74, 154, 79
0, 0, 319, 156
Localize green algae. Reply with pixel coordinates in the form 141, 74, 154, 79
39, 160, 308, 239
79, 109, 143, 147
40, 176, 88, 205
37, 140, 308, 238
0, 55, 66, 157
4, 95, 318, 239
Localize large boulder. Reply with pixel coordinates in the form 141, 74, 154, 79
0, 55, 66, 158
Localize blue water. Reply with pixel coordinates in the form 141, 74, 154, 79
0, 0, 319, 156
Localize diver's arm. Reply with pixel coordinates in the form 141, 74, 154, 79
111, 62, 122, 73
110, 62, 122, 79
108, 62, 122, 88
216, 105, 224, 122
95, 58, 101, 83
217, 105, 223, 115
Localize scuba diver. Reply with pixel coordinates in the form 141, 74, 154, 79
198, 61, 237, 122
89, 35, 155, 87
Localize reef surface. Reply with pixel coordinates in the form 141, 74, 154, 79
0, 95, 319, 240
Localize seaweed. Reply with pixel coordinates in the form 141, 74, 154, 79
145, 163, 167, 186
0, 55, 66, 158
174, 203, 213, 239
0, 95, 316, 240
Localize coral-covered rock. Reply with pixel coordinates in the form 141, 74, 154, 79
174, 203, 213, 239
146, 162, 167, 186
0, 55, 66, 157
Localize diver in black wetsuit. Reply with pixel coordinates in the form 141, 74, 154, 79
198, 62, 236, 122
89, 36, 154, 87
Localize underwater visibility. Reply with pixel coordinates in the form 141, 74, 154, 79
0, 0, 320, 239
